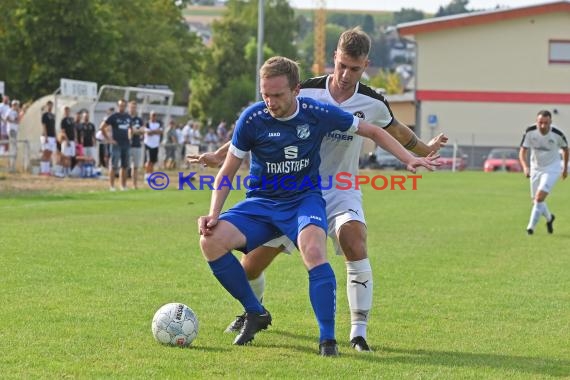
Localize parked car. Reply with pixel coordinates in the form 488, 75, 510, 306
483, 148, 522, 172
374, 147, 406, 170
437, 146, 467, 171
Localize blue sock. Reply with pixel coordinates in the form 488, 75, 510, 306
308, 263, 336, 342
208, 253, 264, 314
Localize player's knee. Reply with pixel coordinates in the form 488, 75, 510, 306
199, 235, 225, 260
343, 243, 367, 261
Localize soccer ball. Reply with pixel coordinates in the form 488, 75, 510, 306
151, 303, 199, 347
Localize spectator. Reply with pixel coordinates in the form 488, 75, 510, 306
203, 127, 219, 152
5, 100, 20, 171
100, 99, 132, 191
216, 120, 228, 144
128, 101, 144, 189
96, 107, 114, 169
40, 100, 57, 176
79, 112, 97, 165
0, 95, 11, 154
144, 111, 163, 179
163, 120, 178, 169
60, 106, 76, 177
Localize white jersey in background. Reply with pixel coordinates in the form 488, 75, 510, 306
520, 125, 568, 172
300, 75, 393, 189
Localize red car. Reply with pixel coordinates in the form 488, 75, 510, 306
483, 148, 522, 172
437, 146, 467, 171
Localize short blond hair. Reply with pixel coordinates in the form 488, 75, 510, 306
259, 56, 300, 89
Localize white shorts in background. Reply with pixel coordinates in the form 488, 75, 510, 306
41, 136, 57, 152
62, 141, 76, 157
130, 147, 143, 169
84, 147, 96, 160
530, 169, 560, 198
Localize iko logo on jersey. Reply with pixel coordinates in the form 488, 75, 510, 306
146, 172, 422, 191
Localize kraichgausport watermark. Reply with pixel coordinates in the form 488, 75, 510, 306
147, 172, 422, 191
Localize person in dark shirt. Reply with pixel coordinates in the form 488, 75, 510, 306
100, 99, 132, 191
60, 106, 76, 176
40, 100, 57, 175
79, 112, 97, 163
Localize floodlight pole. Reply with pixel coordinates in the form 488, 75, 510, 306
255, 0, 264, 102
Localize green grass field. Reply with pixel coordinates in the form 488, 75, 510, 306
1, 171, 568, 379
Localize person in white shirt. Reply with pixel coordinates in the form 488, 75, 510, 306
144, 111, 163, 178
519, 109, 568, 235
5, 100, 20, 171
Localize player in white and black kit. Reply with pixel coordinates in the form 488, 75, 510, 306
189, 28, 447, 352
519, 110, 568, 235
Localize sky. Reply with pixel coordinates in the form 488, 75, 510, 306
288, 0, 553, 13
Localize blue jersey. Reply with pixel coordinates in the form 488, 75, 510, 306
106, 112, 132, 147
230, 96, 359, 199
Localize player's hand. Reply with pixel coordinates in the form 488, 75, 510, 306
198, 215, 218, 236
186, 152, 223, 168
406, 151, 440, 173
426, 133, 448, 153
524, 167, 530, 178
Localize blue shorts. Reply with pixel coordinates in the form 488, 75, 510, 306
219, 192, 327, 253
110, 144, 130, 170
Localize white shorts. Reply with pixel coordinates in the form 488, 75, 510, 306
130, 147, 143, 169
263, 189, 366, 256
62, 141, 76, 157
84, 147, 97, 160
41, 136, 57, 152
530, 169, 560, 198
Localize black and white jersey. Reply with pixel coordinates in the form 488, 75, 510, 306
520, 125, 567, 171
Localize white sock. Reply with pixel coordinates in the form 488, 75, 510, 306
248, 272, 265, 303
527, 201, 543, 230
346, 258, 373, 340
40, 161, 47, 173
541, 202, 552, 221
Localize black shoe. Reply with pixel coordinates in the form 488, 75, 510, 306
546, 214, 555, 234
225, 312, 245, 333
233, 309, 272, 345
527, 228, 534, 235
350, 336, 372, 352
319, 339, 339, 356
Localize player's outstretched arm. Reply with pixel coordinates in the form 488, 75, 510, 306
385, 118, 448, 156
356, 120, 438, 173
199, 151, 242, 236
187, 141, 230, 168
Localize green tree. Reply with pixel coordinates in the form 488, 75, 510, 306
189, 0, 297, 124
436, 0, 471, 17
368, 69, 403, 95
0, 0, 203, 103
394, 8, 425, 24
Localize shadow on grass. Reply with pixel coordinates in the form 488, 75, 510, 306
267, 330, 568, 377
376, 346, 569, 377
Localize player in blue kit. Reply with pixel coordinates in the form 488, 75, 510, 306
198, 56, 437, 356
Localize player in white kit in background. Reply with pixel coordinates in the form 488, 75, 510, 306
519, 109, 568, 235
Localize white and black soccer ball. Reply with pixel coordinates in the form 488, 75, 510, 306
151, 303, 199, 347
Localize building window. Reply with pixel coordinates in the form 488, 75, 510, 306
549, 40, 570, 64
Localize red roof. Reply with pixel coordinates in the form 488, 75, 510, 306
398, 1, 570, 36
